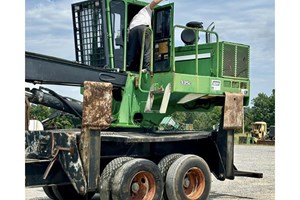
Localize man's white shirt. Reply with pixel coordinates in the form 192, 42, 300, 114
129, 5, 152, 30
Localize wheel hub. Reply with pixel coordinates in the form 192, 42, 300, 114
183, 167, 205, 199
130, 171, 156, 200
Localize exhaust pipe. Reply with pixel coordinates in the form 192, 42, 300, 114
206, 22, 215, 43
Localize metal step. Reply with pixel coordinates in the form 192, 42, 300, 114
144, 83, 171, 113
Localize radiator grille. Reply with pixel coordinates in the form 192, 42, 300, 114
223, 44, 236, 77
222, 43, 249, 78
236, 46, 249, 78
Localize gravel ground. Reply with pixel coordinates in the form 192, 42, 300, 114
210, 144, 275, 200
25, 144, 275, 200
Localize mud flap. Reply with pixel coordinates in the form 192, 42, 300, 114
81, 81, 112, 191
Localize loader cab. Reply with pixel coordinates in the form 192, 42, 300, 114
126, 1, 174, 73
72, 0, 173, 73
153, 3, 173, 72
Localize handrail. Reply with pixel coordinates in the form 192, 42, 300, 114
172, 25, 220, 76
138, 27, 153, 93
105, 0, 115, 68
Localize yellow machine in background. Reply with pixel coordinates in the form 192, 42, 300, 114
237, 121, 275, 145
250, 121, 275, 145
251, 121, 267, 142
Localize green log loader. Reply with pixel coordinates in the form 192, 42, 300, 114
25, 0, 262, 199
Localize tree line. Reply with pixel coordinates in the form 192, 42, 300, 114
171, 89, 275, 132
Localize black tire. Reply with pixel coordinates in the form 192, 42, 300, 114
43, 186, 59, 200
165, 154, 211, 200
99, 157, 134, 200
111, 158, 163, 200
158, 154, 183, 200
52, 184, 94, 200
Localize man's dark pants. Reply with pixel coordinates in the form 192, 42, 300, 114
127, 25, 151, 72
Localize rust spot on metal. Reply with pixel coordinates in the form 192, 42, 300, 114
80, 81, 112, 183
131, 171, 156, 200
134, 77, 139, 88
223, 92, 244, 130
184, 167, 205, 199
43, 149, 60, 179
51, 132, 56, 156
81, 81, 112, 130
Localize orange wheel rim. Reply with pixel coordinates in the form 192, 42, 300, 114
183, 167, 205, 199
130, 171, 156, 200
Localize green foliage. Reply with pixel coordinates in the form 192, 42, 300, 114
244, 89, 275, 131
30, 104, 51, 121
172, 107, 222, 131
29, 104, 80, 129
45, 114, 74, 129
171, 112, 187, 124
243, 107, 253, 132
172, 90, 275, 132
192, 107, 222, 130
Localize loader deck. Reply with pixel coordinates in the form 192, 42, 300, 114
102, 129, 211, 142
34, 128, 211, 142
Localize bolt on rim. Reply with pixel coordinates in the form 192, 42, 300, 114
183, 167, 205, 199
130, 171, 156, 200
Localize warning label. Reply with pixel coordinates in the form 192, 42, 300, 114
211, 80, 221, 91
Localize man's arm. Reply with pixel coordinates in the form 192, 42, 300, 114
149, 0, 164, 10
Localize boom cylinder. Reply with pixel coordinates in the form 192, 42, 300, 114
27, 88, 83, 117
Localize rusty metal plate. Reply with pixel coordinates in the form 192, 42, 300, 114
81, 81, 112, 129
223, 92, 244, 130
80, 81, 112, 186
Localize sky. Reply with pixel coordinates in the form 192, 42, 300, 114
2, 0, 300, 199
24, 0, 275, 104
